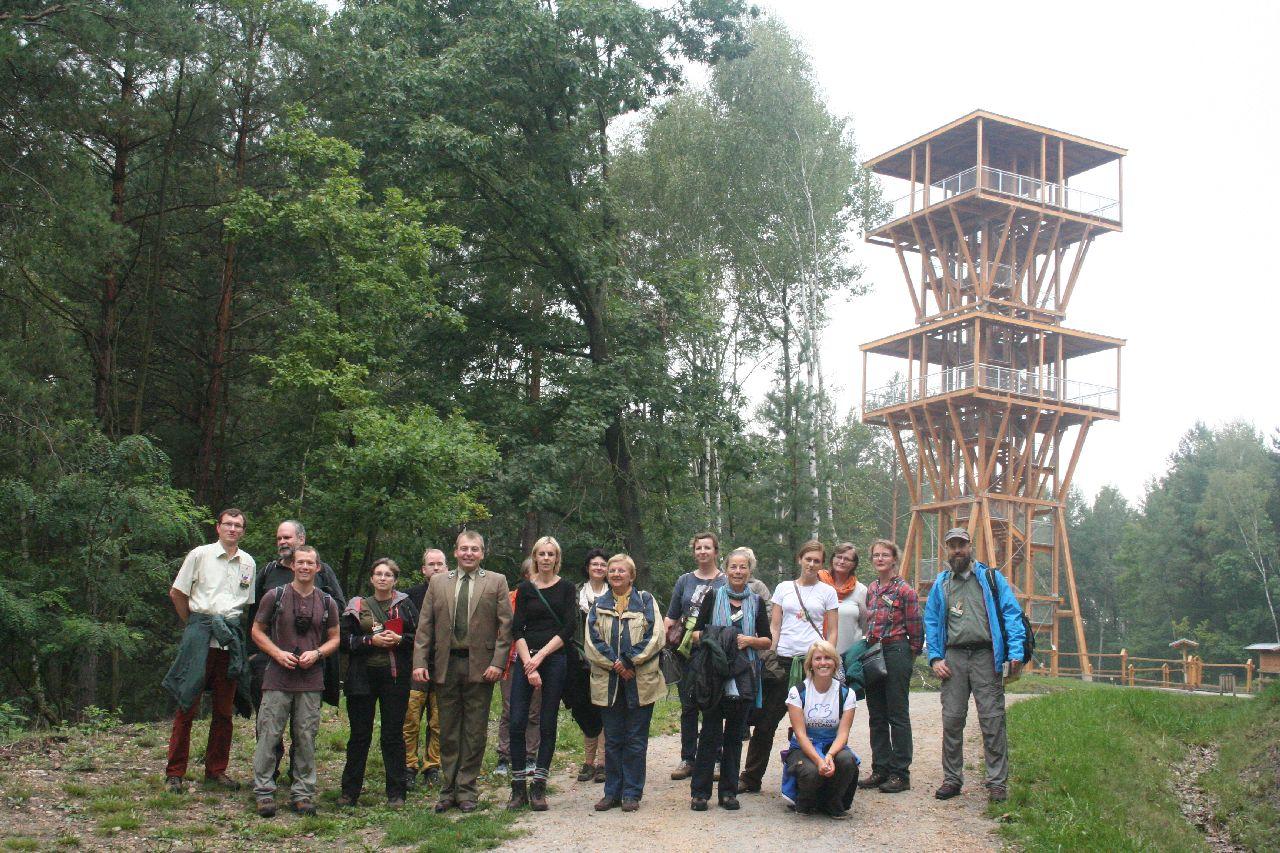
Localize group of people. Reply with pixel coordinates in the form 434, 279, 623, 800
162, 511, 1026, 822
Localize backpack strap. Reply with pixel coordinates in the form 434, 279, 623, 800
270, 585, 333, 641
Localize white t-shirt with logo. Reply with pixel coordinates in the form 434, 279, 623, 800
786, 678, 844, 735
772, 580, 839, 658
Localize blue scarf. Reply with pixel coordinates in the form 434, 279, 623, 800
711, 585, 761, 705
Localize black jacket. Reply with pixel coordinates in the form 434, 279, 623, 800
340, 592, 418, 696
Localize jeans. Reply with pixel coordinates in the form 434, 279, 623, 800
600, 698, 654, 801
941, 646, 1007, 788
166, 648, 236, 779
787, 748, 858, 814
865, 640, 914, 780
741, 655, 793, 787
341, 666, 410, 801
675, 671, 701, 762
691, 698, 748, 800
253, 690, 322, 801
509, 650, 568, 781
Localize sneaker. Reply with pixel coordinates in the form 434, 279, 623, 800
878, 775, 910, 794
594, 796, 620, 811
423, 768, 441, 787
593, 765, 606, 783
165, 776, 184, 794
203, 773, 241, 791
621, 799, 639, 812
935, 781, 963, 800
256, 797, 276, 818
290, 798, 316, 816
577, 763, 595, 782
988, 784, 1008, 803
858, 770, 888, 790
690, 797, 708, 811
670, 760, 694, 780
494, 759, 510, 776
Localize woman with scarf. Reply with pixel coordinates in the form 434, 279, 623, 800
821, 543, 869, 657
782, 640, 858, 819
687, 547, 772, 811
339, 558, 418, 808
585, 554, 664, 813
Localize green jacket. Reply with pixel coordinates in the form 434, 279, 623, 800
162, 613, 252, 716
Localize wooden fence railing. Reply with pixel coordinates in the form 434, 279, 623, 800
1029, 650, 1256, 694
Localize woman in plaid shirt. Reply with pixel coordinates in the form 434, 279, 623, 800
857, 539, 922, 794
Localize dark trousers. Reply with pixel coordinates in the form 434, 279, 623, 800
341, 667, 410, 800
675, 671, 702, 762
510, 650, 568, 779
563, 661, 603, 739
691, 698, 748, 801
740, 656, 793, 787
600, 698, 654, 801
166, 648, 235, 779
787, 748, 858, 814
865, 640, 914, 780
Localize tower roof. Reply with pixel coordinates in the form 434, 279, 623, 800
866, 110, 1126, 182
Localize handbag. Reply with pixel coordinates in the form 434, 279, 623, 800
660, 647, 683, 685
860, 642, 887, 686
758, 648, 787, 683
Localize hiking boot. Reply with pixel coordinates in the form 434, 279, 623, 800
594, 765, 606, 783
737, 774, 761, 793
670, 760, 694, 780
621, 799, 639, 812
935, 781, 963, 800
506, 780, 529, 811
878, 775, 910, 793
494, 759, 510, 776
577, 762, 595, 782
290, 798, 316, 816
204, 773, 241, 791
988, 784, 1008, 803
434, 798, 455, 813
594, 795, 620, 811
423, 768, 441, 787
719, 795, 740, 810
256, 797, 276, 818
404, 769, 419, 791
336, 794, 357, 807
165, 776, 184, 794
690, 797, 708, 811
529, 779, 549, 812
858, 770, 889, 789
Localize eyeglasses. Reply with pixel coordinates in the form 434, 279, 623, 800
219, 521, 244, 529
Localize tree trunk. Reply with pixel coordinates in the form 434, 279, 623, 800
95, 60, 134, 437
520, 329, 543, 556
781, 297, 799, 556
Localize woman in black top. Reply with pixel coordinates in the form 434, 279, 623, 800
338, 558, 418, 807
688, 547, 772, 811
506, 536, 578, 812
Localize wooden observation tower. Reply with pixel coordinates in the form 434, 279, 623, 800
860, 111, 1125, 676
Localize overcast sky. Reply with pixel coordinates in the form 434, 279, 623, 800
758, 0, 1280, 504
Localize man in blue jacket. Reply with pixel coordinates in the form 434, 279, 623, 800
923, 528, 1025, 804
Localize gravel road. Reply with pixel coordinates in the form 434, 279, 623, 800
502, 693, 1033, 852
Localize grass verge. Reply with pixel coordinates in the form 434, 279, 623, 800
999, 678, 1279, 851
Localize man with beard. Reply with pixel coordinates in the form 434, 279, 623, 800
923, 528, 1026, 804
249, 520, 346, 779
402, 547, 447, 789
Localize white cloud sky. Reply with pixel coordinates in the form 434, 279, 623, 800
760, 0, 1280, 504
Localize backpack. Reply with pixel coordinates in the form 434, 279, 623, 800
268, 584, 333, 643
981, 569, 1035, 664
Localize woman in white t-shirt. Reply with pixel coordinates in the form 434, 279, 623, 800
819, 543, 869, 655
782, 640, 858, 818
738, 540, 838, 793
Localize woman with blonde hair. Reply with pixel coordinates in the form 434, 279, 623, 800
781, 640, 858, 818
585, 554, 663, 812
505, 536, 577, 811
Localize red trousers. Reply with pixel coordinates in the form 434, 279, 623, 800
166, 648, 236, 778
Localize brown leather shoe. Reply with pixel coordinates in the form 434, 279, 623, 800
737, 774, 761, 793
988, 784, 1008, 803
204, 773, 241, 791
594, 796, 620, 811
670, 760, 694, 780
433, 798, 455, 813
256, 797, 276, 818
290, 798, 316, 816
878, 775, 910, 793
529, 780, 548, 811
858, 770, 889, 789
457, 800, 478, 813
621, 799, 639, 812
935, 781, 963, 800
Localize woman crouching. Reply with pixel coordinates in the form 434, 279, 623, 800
782, 640, 858, 819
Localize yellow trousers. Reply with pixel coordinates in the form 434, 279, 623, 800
402, 686, 441, 772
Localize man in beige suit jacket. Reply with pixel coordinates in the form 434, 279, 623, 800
412, 531, 511, 811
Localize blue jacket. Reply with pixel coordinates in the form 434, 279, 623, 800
923, 561, 1026, 674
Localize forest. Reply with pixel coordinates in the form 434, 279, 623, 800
1, 0, 1277, 725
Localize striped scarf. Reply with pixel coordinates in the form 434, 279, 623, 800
711, 586, 758, 660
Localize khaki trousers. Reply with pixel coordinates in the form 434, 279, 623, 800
436, 657, 495, 803
940, 646, 1008, 788
403, 686, 441, 772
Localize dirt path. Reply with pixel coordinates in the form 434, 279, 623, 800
503, 694, 1033, 852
